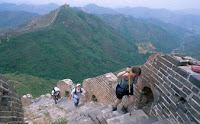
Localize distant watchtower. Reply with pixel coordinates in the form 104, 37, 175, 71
64, 3, 70, 8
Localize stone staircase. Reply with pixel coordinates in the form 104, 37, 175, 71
24, 95, 175, 124
64, 101, 174, 124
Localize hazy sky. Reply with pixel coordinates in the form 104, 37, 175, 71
0, 0, 200, 10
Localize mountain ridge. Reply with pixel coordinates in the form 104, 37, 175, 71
0, 5, 148, 87
0, 3, 59, 15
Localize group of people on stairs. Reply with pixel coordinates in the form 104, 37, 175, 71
51, 66, 142, 114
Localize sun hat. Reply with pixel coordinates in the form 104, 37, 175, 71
76, 83, 81, 87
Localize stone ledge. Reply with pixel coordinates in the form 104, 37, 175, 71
163, 54, 188, 66
189, 74, 200, 89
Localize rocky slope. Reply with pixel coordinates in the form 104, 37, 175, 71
24, 94, 175, 124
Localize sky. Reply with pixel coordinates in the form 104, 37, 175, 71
0, 0, 200, 10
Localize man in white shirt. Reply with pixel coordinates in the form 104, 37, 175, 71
51, 87, 61, 104
70, 84, 86, 107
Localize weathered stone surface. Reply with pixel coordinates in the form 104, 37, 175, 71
172, 66, 190, 79
83, 73, 117, 104
158, 56, 173, 69
0, 75, 24, 123
57, 79, 75, 98
189, 74, 200, 88
139, 54, 200, 124
163, 54, 188, 66
21, 94, 33, 106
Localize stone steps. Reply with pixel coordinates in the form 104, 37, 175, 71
24, 96, 175, 124
67, 102, 175, 124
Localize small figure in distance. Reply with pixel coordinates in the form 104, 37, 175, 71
70, 83, 86, 107
112, 66, 142, 114
51, 87, 61, 104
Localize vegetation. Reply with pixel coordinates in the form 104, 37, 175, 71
3, 73, 58, 97
175, 35, 200, 60
0, 6, 149, 96
0, 11, 39, 31
50, 118, 67, 124
99, 14, 180, 53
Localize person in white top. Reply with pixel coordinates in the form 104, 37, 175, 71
51, 87, 61, 104
70, 83, 86, 107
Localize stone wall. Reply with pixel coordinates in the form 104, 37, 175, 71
82, 53, 200, 124
137, 53, 200, 124
57, 79, 75, 98
0, 75, 24, 124
83, 73, 118, 104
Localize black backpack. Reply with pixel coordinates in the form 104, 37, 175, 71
52, 88, 59, 96
74, 88, 83, 95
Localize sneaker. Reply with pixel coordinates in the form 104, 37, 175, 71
112, 105, 117, 111
121, 106, 128, 114
74, 102, 78, 107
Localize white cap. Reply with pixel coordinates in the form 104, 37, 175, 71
76, 83, 81, 87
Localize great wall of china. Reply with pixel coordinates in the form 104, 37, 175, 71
0, 53, 200, 124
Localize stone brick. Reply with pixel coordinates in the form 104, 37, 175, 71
172, 66, 190, 79
177, 102, 187, 113
163, 54, 188, 66
152, 73, 163, 84
159, 84, 170, 96
155, 84, 164, 96
152, 61, 160, 70
142, 73, 149, 81
177, 116, 184, 123
142, 65, 153, 76
167, 68, 176, 77
1, 81, 8, 90
188, 107, 200, 121
0, 117, 10, 122
192, 95, 200, 104
159, 96, 170, 107
188, 99, 200, 113
168, 101, 177, 111
157, 61, 168, 71
163, 83, 173, 95
182, 86, 192, 95
157, 56, 173, 69
192, 86, 199, 94
146, 63, 158, 74
186, 112, 199, 124
189, 74, 200, 89
170, 109, 178, 118
0, 75, 24, 123
177, 109, 188, 121
162, 109, 169, 118
160, 68, 169, 77
168, 76, 183, 88
175, 74, 192, 89
171, 84, 187, 98
157, 71, 163, 78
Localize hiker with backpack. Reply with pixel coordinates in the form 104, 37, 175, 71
51, 87, 61, 104
70, 83, 86, 107
112, 66, 142, 113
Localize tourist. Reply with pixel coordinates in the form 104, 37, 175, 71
51, 87, 61, 104
112, 66, 142, 113
70, 83, 86, 107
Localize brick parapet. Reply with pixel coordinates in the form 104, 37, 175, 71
137, 54, 200, 124
0, 75, 24, 124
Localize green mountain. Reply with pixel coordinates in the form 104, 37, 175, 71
83, 4, 200, 34
175, 35, 200, 60
0, 11, 39, 32
99, 14, 180, 53
3, 73, 57, 97
0, 3, 59, 15
0, 5, 148, 97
